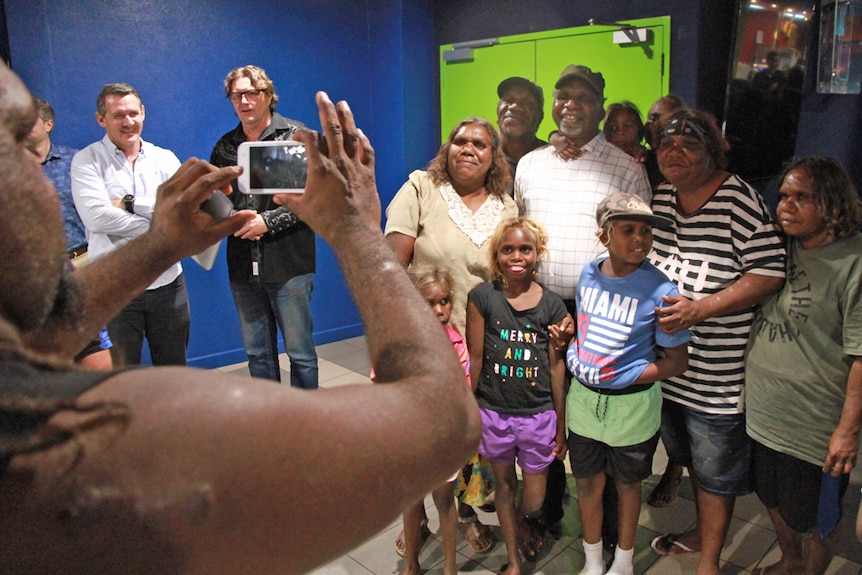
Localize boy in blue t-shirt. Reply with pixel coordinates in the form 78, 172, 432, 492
566, 192, 690, 575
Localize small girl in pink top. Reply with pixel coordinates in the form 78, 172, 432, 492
398, 263, 474, 575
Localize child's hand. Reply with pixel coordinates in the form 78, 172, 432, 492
553, 429, 568, 461
549, 131, 583, 161
548, 314, 575, 351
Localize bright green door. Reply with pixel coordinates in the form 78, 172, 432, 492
440, 17, 670, 142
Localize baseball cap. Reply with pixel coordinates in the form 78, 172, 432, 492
497, 76, 544, 109
555, 65, 605, 99
596, 192, 673, 229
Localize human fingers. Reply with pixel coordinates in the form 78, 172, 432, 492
317, 91, 343, 160
556, 443, 568, 461
161, 158, 243, 210
336, 100, 360, 159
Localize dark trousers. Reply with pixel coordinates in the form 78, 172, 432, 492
553, 297, 619, 545
108, 273, 190, 366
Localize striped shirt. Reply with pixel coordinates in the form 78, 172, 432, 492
514, 133, 651, 300
648, 175, 786, 414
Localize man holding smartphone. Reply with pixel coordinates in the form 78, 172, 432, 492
210, 65, 318, 387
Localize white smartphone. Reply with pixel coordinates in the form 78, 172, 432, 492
237, 140, 307, 194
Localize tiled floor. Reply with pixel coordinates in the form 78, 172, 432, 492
219, 336, 862, 575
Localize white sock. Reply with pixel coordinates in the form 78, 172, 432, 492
578, 539, 605, 575
607, 545, 634, 575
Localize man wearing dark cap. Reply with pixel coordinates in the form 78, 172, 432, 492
496, 76, 546, 184
515, 64, 651, 575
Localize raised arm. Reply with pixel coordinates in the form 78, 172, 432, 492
4, 92, 481, 575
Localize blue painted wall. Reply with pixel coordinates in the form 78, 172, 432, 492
13, 0, 856, 368
4, 0, 439, 367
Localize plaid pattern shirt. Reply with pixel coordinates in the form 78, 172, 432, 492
514, 133, 651, 300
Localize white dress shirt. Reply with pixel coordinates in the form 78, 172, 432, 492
72, 135, 182, 289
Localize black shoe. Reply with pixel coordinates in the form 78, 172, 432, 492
546, 519, 562, 540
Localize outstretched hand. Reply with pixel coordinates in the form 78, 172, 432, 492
274, 92, 379, 245
148, 159, 255, 261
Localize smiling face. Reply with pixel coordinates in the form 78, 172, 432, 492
497, 84, 542, 140
777, 167, 831, 249
446, 122, 493, 191
97, 93, 145, 153
421, 281, 453, 326
601, 218, 653, 276
496, 225, 538, 284
552, 78, 603, 145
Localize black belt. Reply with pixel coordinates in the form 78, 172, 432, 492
67, 244, 88, 259
579, 381, 654, 396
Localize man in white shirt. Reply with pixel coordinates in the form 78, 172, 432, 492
515, 65, 651, 303
72, 83, 188, 366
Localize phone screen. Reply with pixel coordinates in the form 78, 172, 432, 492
247, 143, 307, 192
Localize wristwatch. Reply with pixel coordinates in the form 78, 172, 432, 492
123, 194, 135, 213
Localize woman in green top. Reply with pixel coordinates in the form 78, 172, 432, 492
746, 157, 862, 575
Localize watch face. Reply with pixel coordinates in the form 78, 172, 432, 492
123, 194, 135, 203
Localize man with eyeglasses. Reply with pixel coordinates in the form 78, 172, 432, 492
210, 65, 318, 388
72, 83, 190, 367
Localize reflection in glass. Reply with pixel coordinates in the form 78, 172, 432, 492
724, 0, 812, 185
818, 0, 862, 94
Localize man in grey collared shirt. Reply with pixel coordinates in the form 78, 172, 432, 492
72, 83, 189, 366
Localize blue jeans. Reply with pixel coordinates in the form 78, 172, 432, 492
660, 400, 753, 497
108, 273, 190, 366
230, 273, 318, 388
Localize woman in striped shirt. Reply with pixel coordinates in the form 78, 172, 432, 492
646, 109, 786, 575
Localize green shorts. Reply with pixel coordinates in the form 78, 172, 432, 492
566, 381, 661, 447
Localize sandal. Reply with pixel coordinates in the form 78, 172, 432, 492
395, 519, 431, 558
518, 509, 545, 561
458, 514, 494, 553
650, 532, 698, 556
647, 469, 682, 508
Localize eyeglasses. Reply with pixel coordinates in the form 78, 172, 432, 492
228, 89, 264, 103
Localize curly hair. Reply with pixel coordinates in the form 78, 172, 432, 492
779, 157, 862, 240
488, 217, 550, 287
658, 108, 728, 171
223, 65, 278, 115
426, 117, 510, 197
